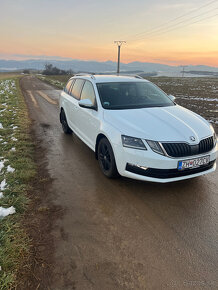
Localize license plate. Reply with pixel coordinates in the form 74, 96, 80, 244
178, 155, 210, 170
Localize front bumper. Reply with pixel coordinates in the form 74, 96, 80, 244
113, 143, 217, 183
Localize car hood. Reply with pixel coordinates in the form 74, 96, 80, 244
103, 105, 212, 143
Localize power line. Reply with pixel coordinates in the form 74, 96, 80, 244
130, 8, 218, 42
126, 0, 217, 40
129, 6, 218, 41
125, 0, 217, 41
134, 12, 218, 41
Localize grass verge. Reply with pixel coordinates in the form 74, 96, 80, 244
36, 74, 72, 89
0, 76, 36, 289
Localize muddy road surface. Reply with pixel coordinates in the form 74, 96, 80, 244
21, 76, 218, 289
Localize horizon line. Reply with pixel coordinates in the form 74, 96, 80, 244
0, 57, 218, 68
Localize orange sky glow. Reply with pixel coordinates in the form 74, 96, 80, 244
0, 0, 218, 67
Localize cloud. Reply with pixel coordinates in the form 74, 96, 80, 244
153, 58, 179, 64
0, 53, 73, 61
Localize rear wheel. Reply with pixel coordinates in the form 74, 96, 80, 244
60, 110, 72, 134
97, 137, 119, 178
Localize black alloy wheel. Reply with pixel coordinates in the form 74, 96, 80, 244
98, 137, 119, 178
60, 110, 72, 134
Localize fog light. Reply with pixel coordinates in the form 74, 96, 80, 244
128, 163, 148, 170
137, 165, 148, 170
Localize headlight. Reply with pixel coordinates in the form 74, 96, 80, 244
146, 140, 165, 155
121, 135, 147, 150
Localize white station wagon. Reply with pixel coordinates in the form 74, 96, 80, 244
59, 74, 217, 183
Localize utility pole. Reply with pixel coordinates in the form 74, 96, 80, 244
114, 41, 126, 74
181, 65, 187, 77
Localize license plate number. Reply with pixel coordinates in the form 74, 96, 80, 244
178, 155, 210, 170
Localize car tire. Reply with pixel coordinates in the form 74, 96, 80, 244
60, 110, 72, 134
97, 137, 119, 178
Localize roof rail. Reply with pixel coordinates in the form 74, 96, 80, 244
133, 75, 144, 79
118, 74, 144, 80
74, 73, 95, 80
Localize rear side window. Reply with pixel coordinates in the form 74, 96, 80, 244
65, 79, 74, 94
80, 81, 96, 106
71, 79, 85, 100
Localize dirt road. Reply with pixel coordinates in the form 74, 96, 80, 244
21, 76, 218, 289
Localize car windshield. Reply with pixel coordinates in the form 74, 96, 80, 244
96, 81, 174, 110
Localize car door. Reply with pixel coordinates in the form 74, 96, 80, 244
76, 80, 100, 150
66, 78, 85, 132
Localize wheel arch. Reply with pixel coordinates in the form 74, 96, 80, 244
95, 133, 107, 159
60, 107, 64, 123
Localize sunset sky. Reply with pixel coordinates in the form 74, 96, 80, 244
0, 0, 218, 66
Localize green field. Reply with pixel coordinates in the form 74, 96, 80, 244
0, 73, 20, 80
0, 75, 36, 289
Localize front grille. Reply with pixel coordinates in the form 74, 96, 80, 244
126, 160, 216, 179
162, 136, 214, 158
199, 136, 214, 154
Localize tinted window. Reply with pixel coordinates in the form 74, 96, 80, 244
80, 81, 96, 106
97, 82, 174, 110
65, 79, 74, 94
71, 79, 85, 100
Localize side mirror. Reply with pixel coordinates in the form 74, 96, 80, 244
168, 94, 176, 102
79, 99, 96, 110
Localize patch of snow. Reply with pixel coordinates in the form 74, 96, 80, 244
7, 165, 15, 173
0, 206, 16, 218
0, 159, 5, 172
207, 119, 218, 124
10, 147, 16, 152
0, 123, 3, 129
0, 179, 7, 191
11, 137, 17, 142
12, 126, 18, 130
0, 192, 3, 199
179, 96, 218, 102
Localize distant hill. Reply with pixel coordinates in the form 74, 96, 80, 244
0, 59, 218, 76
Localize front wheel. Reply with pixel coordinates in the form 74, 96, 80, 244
60, 110, 72, 134
97, 137, 119, 178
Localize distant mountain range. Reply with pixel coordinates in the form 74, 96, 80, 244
0, 59, 218, 76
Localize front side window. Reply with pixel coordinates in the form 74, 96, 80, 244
97, 82, 174, 110
80, 81, 96, 106
70, 79, 85, 100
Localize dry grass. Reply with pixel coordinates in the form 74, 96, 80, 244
37, 74, 72, 89
0, 73, 20, 80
